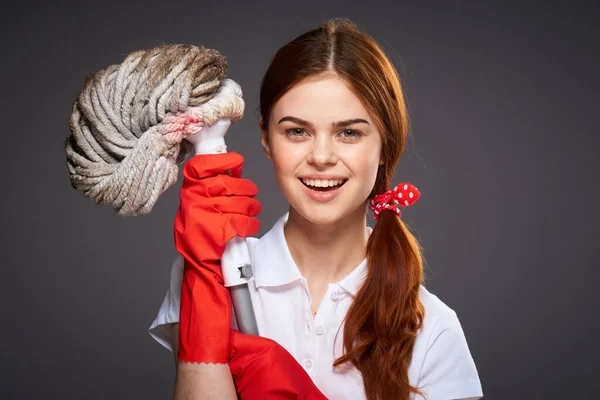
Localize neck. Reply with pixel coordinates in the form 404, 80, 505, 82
283, 205, 369, 286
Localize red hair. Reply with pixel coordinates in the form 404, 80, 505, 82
259, 18, 426, 399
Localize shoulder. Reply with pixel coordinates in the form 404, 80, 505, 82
246, 236, 260, 259
246, 215, 285, 265
418, 285, 457, 327
409, 285, 483, 399
413, 285, 466, 364
418, 285, 466, 344
416, 284, 472, 356
247, 236, 260, 248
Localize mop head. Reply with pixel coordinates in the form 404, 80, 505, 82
64, 44, 245, 216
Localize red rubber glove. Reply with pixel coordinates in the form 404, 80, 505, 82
174, 152, 261, 364
228, 330, 329, 400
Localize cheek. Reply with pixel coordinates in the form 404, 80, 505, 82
271, 146, 293, 175
343, 145, 381, 180
270, 139, 309, 173
269, 143, 303, 190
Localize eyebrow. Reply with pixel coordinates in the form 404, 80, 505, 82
277, 116, 369, 128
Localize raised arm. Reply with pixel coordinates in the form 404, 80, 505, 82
173, 151, 260, 399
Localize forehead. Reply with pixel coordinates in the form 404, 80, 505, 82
270, 75, 372, 125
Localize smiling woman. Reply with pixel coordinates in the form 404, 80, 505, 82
261, 74, 384, 224
149, 17, 483, 400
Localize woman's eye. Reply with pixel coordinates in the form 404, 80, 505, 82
339, 129, 362, 140
285, 127, 307, 138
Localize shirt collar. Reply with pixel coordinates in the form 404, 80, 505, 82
253, 213, 303, 288
335, 256, 368, 297
253, 213, 372, 297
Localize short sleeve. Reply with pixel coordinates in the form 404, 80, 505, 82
415, 310, 483, 400
148, 254, 184, 352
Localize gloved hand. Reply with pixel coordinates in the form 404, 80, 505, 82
174, 152, 261, 364
229, 330, 329, 400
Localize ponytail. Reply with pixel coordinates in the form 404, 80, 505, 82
333, 209, 426, 399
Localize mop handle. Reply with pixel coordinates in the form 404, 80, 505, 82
189, 119, 259, 335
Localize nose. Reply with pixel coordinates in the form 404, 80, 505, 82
306, 134, 337, 167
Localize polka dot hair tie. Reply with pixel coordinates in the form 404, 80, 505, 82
369, 183, 420, 220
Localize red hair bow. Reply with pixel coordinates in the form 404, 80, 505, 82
369, 183, 420, 220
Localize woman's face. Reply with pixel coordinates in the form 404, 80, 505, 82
262, 74, 383, 225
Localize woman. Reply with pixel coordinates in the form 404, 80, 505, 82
150, 18, 483, 399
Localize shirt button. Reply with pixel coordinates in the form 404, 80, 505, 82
330, 292, 339, 301
304, 359, 313, 369
316, 327, 324, 336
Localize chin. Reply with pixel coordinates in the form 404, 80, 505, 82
292, 202, 351, 226
304, 213, 342, 226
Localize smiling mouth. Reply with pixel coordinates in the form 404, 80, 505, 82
299, 178, 348, 192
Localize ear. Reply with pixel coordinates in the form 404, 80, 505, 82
261, 132, 272, 160
259, 118, 272, 160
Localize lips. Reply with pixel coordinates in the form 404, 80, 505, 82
299, 178, 347, 202
299, 178, 347, 191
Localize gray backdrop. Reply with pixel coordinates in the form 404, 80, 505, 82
2, 1, 598, 399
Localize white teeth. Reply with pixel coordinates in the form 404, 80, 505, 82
301, 178, 345, 187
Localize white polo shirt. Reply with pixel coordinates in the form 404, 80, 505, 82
149, 213, 483, 400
